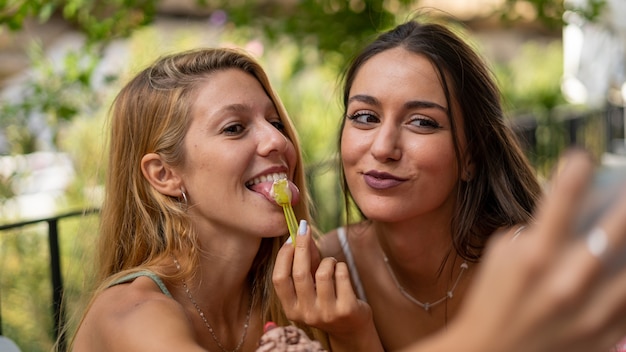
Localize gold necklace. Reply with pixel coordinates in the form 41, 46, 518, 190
382, 252, 468, 312
174, 259, 252, 352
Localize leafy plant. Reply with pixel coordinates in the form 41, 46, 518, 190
0, 43, 108, 155
0, 0, 156, 43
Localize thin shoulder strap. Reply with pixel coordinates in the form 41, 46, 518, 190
338, 227, 367, 301
110, 270, 173, 298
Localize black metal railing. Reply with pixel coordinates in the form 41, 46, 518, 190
0, 208, 99, 351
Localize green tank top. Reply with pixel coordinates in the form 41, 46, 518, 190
109, 270, 173, 298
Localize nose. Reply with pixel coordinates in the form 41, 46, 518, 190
257, 120, 290, 156
370, 123, 402, 162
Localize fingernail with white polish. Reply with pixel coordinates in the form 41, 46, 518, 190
285, 236, 293, 245
298, 220, 308, 236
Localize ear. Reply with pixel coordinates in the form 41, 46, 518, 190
141, 153, 183, 197
461, 153, 476, 182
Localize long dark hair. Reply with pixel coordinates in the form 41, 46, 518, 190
339, 19, 542, 261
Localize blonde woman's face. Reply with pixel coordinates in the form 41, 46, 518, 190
179, 69, 297, 242
342, 47, 466, 224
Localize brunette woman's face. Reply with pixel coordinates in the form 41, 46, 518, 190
179, 69, 297, 240
341, 47, 466, 224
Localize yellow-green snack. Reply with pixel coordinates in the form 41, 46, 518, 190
271, 179, 298, 245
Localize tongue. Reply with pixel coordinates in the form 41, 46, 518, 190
250, 180, 300, 206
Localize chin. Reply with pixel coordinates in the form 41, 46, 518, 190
367, 215, 405, 223
262, 234, 288, 242
362, 207, 409, 223
255, 221, 289, 239
261, 230, 288, 239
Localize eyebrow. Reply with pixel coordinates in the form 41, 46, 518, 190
348, 94, 448, 112
218, 103, 250, 114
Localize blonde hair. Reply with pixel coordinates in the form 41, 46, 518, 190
68, 47, 327, 348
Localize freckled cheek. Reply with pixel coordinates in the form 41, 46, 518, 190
187, 146, 210, 168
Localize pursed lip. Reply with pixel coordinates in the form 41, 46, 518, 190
362, 170, 407, 190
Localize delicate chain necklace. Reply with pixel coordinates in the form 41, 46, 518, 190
382, 252, 468, 312
174, 259, 252, 352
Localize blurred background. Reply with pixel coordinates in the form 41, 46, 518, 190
0, 0, 624, 351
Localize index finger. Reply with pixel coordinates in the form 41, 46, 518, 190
533, 150, 595, 251
292, 220, 317, 300
273, 238, 297, 307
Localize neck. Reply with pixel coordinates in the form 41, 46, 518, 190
173, 256, 260, 352
374, 219, 454, 283
172, 236, 261, 318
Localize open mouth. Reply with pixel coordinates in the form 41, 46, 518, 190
246, 172, 300, 206
246, 172, 288, 188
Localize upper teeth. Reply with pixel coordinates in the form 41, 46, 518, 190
247, 172, 287, 186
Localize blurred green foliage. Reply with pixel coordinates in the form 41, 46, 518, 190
0, 0, 156, 42
0, 213, 101, 351
0, 43, 107, 154
499, 0, 606, 28
0, 0, 590, 159
494, 40, 567, 174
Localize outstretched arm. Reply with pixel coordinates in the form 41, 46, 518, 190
403, 150, 626, 352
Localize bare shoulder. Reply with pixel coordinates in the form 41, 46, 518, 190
317, 227, 344, 260
72, 276, 203, 352
317, 222, 372, 261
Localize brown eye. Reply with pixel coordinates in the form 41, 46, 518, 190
271, 119, 286, 133
347, 111, 379, 124
409, 117, 441, 130
223, 123, 245, 135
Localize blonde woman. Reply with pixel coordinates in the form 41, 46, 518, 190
69, 47, 327, 352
